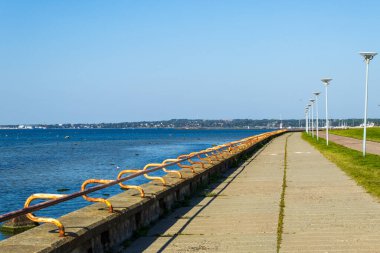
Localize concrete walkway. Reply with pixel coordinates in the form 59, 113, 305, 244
126, 133, 380, 252
318, 131, 380, 155
282, 133, 380, 252
125, 134, 287, 252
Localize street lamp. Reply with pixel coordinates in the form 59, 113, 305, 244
310, 99, 315, 138
321, 78, 332, 145
359, 52, 377, 157
313, 92, 321, 140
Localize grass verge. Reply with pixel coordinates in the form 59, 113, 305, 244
276, 134, 289, 253
330, 127, 380, 142
302, 132, 380, 199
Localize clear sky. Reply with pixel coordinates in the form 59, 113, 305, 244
1, 0, 380, 124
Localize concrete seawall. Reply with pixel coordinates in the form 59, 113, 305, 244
0, 132, 283, 253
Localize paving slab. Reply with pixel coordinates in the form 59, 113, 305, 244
125, 134, 288, 252
281, 132, 380, 253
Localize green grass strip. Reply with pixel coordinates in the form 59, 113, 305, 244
277, 134, 290, 253
302, 132, 380, 199
330, 127, 380, 143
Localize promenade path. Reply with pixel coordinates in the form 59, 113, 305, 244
281, 133, 380, 252
318, 131, 380, 155
126, 133, 380, 253
126, 134, 287, 252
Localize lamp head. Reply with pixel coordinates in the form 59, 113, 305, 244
313, 92, 321, 96
309, 99, 315, 103
321, 78, 332, 86
359, 52, 377, 61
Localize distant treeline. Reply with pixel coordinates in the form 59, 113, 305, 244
3, 118, 380, 129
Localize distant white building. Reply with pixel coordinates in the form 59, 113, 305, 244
17, 125, 33, 129
359, 122, 375, 128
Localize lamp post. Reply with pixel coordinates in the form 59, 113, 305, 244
308, 104, 312, 135
359, 52, 377, 157
310, 100, 315, 137
313, 92, 321, 140
305, 107, 309, 133
321, 78, 332, 145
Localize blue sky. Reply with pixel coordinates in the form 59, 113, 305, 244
1, 0, 380, 124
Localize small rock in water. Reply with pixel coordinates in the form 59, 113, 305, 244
0, 215, 38, 234
102, 193, 110, 197
135, 153, 139, 156
57, 188, 70, 192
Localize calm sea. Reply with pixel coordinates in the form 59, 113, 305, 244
0, 128, 269, 240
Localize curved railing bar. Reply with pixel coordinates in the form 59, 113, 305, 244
161, 159, 183, 178
81, 179, 114, 213
117, 170, 145, 197
24, 194, 67, 237
142, 163, 167, 185
186, 152, 207, 169
177, 153, 207, 170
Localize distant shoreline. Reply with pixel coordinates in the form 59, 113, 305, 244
1, 118, 378, 130
0, 127, 278, 130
